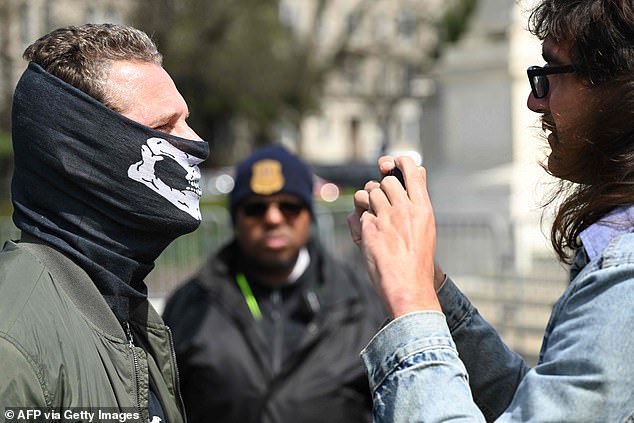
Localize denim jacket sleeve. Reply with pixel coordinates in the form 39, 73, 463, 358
361, 236, 634, 422
438, 278, 529, 420
363, 310, 489, 422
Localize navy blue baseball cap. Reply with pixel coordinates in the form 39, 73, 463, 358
230, 145, 314, 220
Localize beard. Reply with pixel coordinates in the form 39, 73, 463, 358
542, 114, 557, 135
540, 114, 594, 183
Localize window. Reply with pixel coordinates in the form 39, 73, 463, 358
318, 116, 331, 141
403, 116, 421, 145
397, 11, 417, 41
372, 15, 389, 41
19, 4, 31, 47
344, 56, 363, 93
315, 14, 327, 42
279, 1, 299, 31
349, 117, 361, 160
44, 0, 53, 31
346, 12, 360, 37
403, 65, 419, 96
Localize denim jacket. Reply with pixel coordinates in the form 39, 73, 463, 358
362, 232, 634, 422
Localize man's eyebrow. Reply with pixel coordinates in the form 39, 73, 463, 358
148, 112, 179, 128
542, 49, 563, 65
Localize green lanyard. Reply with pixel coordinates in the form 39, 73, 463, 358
235, 273, 263, 321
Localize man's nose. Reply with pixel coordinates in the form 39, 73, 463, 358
263, 204, 285, 224
175, 121, 203, 141
527, 90, 548, 113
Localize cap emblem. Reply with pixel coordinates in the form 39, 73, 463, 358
250, 159, 284, 195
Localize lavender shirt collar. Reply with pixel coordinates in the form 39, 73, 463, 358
579, 204, 634, 261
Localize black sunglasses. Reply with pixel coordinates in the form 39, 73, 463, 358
527, 64, 577, 99
241, 200, 306, 218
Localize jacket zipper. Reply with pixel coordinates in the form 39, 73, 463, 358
270, 289, 283, 375
166, 326, 187, 422
124, 321, 143, 418
259, 307, 324, 419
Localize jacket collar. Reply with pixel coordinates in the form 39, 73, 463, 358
199, 238, 360, 307
17, 233, 165, 340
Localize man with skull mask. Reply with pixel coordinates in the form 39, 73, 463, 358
0, 24, 207, 422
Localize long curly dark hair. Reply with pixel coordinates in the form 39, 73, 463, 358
529, 0, 634, 263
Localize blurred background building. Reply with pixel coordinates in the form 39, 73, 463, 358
278, 0, 442, 164
0, 0, 566, 364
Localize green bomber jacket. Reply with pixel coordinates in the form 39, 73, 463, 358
0, 238, 184, 422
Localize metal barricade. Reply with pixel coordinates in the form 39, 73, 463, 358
0, 202, 568, 364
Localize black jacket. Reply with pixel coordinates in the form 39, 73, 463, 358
163, 239, 385, 423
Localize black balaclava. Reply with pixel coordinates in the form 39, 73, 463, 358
11, 63, 209, 321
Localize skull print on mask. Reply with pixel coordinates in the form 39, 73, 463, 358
128, 137, 204, 220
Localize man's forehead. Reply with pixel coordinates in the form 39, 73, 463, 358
542, 36, 574, 63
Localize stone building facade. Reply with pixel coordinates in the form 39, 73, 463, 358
277, 0, 443, 164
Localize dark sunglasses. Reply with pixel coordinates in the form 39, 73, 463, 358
527, 64, 577, 99
241, 200, 306, 218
